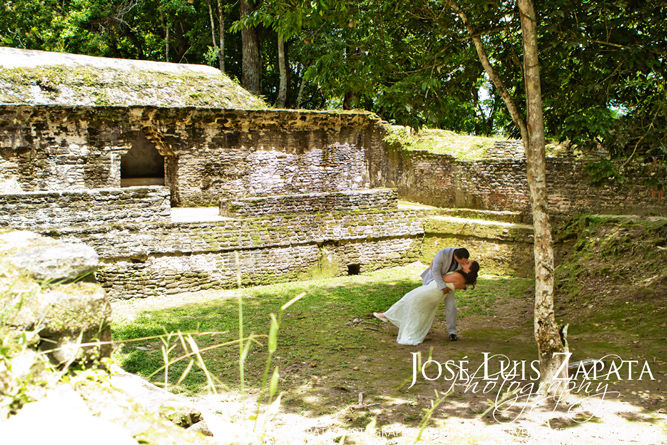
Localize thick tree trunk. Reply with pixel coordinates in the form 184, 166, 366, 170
276, 36, 287, 107
343, 47, 359, 110
343, 91, 357, 110
518, 0, 569, 395
240, 0, 261, 95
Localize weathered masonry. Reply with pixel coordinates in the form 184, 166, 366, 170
42, 207, 423, 299
2, 103, 666, 299
375, 144, 667, 219
3, 104, 664, 219
0, 104, 422, 299
0, 105, 383, 205
372, 142, 667, 216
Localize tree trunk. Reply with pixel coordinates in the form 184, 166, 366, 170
295, 70, 306, 108
207, 0, 217, 51
276, 35, 287, 107
160, 9, 169, 62
240, 0, 261, 95
216, 0, 224, 72
447, 0, 568, 395
342, 47, 359, 110
207, 0, 224, 71
446, 0, 528, 142
517, 0, 569, 395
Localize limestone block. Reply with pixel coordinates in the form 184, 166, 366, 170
35, 284, 112, 364
1, 230, 99, 282
0, 230, 112, 364
5, 244, 99, 282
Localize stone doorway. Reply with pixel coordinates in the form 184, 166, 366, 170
120, 131, 165, 187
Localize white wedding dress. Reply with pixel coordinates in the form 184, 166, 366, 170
383, 279, 456, 346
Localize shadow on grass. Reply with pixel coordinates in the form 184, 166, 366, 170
111, 265, 667, 437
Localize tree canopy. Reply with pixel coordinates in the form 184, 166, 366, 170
1, 0, 665, 166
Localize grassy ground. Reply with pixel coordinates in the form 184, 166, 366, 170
383, 126, 581, 161
384, 127, 499, 160
112, 258, 667, 444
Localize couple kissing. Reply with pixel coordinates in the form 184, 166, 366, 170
374, 247, 479, 346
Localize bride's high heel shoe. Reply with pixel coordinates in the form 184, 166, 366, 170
373, 312, 388, 322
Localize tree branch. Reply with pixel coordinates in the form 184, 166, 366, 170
589, 39, 667, 56
445, 0, 528, 143
620, 108, 660, 169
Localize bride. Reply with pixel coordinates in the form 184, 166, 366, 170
374, 261, 479, 346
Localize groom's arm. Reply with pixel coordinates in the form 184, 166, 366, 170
431, 248, 453, 291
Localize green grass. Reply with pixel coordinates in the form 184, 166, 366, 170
113, 266, 534, 394
457, 276, 533, 317
384, 127, 499, 160
112, 266, 422, 393
112, 258, 667, 424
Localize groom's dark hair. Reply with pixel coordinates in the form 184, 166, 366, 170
454, 248, 470, 259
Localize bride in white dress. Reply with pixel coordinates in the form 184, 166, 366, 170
374, 261, 479, 346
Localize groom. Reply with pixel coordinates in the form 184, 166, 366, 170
420, 247, 470, 341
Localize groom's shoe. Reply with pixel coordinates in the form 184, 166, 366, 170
450, 334, 458, 341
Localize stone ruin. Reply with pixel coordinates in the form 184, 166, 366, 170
0, 229, 217, 444
0, 48, 426, 300
1, 47, 666, 299
0, 49, 427, 444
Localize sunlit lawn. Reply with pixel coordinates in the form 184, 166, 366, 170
111, 264, 524, 394
111, 262, 666, 410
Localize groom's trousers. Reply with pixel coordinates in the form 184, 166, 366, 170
444, 291, 457, 335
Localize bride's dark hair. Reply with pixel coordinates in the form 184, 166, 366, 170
457, 261, 480, 288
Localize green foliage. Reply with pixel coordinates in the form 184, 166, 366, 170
539, 1, 667, 164
0, 329, 50, 419
586, 159, 628, 187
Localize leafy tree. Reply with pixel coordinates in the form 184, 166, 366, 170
0, 0, 60, 50
539, 0, 667, 160
4, 0, 665, 158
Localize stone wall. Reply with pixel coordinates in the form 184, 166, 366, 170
40, 210, 424, 299
486, 140, 525, 159
0, 186, 170, 229
373, 137, 667, 217
421, 216, 535, 278
220, 188, 398, 217
0, 105, 381, 206
5, 103, 661, 217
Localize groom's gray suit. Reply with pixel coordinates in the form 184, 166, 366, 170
420, 247, 461, 336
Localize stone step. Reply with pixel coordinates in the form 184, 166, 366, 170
398, 202, 528, 224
